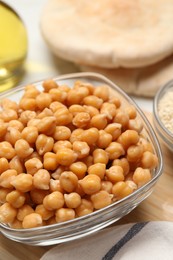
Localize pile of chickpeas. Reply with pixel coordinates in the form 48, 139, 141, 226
0, 79, 158, 229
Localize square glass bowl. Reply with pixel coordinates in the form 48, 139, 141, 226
153, 79, 173, 152
0, 72, 163, 246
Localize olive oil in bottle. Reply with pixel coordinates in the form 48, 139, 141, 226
0, 1, 27, 92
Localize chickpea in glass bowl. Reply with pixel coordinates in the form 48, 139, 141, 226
0, 72, 163, 245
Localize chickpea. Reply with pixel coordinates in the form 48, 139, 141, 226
0, 202, 17, 223
49, 179, 64, 193
55, 208, 75, 223
49, 88, 67, 103
43, 191, 64, 210
17, 204, 34, 221
101, 181, 113, 194
72, 112, 90, 128
54, 107, 73, 126
74, 183, 85, 197
59, 171, 78, 193
79, 175, 101, 195
11, 173, 33, 192
88, 163, 106, 180
42, 79, 59, 92
5, 127, 21, 145
69, 161, 87, 179
125, 105, 137, 119
93, 149, 109, 164
37, 116, 56, 135
6, 190, 26, 208
81, 128, 99, 145
75, 81, 94, 94
105, 142, 125, 160
35, 204, 54, 220
22, 213, 43, 228
21, 126, 38, 144
112, 181, 133, 200
69, 129, 84, 143
10, 218, 23, 229
30, 189, 49, 205
23, 85, 40, 98
69, 104, 86, 116
53, 126, 71, 141
37, 108, 54, 119
72, 141, 90, 159
66, 89, 84, 106
100, 102, 117, 120
112, 158, 130, 176
0, 169, 18, 188
43, 152, 58, 171
1, 98, 18, 111
27, 151, 42, 161
58, 84, 71, 93
0, 141, 16, 159
0, 109, 18, 122
91, 190, 113, 209
106, 166, 124, 183
96, 130, 112, 149
83, 105, 99, 117
0, 187, 12, 204
25, 158, 43, 175
0, 120, 7, 137
19, 98, 37, 111
75, 198, 94, 217
117, 130, 139, 150
33, 169, 50, 190
56, 148, 77, 166
138, 137, 154, 153
104, 123, 122, 141
53, 140, 72, 152
36, 134, 54, 155
51, 165, 66, 180
36, 92, 52, 110
8, 120, 24, 131
93, 85, 109, 101
128, 118, 143, 133
19, 110, 37, 125
141, 151, 158, 169
14, 139, 33, 159
64, 192, 81, 208
77, 86, 90, 99
83, 95, 103, 109
113, 109, 129, 129
0, 157, 9, 174
81, 155, 93, 168
49, 101, 65, 113
125, 180, 137, 191
127, 145, 144, 162
133, 167, 152, 187
90, 114, 108, 129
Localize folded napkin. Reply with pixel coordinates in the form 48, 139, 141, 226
41, 221, 173, 260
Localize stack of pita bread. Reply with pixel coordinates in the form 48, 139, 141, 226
40, 0, 173, 97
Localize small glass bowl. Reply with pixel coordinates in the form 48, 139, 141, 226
153, 79, 173, 152
0, 72, 163, 246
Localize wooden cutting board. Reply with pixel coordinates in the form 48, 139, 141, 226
1, 113, 173, 260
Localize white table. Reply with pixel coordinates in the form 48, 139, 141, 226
6, 0, 153, 112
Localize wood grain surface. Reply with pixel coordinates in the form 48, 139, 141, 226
1, 113, 173, 260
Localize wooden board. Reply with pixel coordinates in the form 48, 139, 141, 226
1, 113, 173, 260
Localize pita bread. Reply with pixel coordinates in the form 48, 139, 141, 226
40, 0, 173, 68
78, 55, 173, 97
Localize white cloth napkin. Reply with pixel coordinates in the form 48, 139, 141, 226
41, 221, 173, 260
